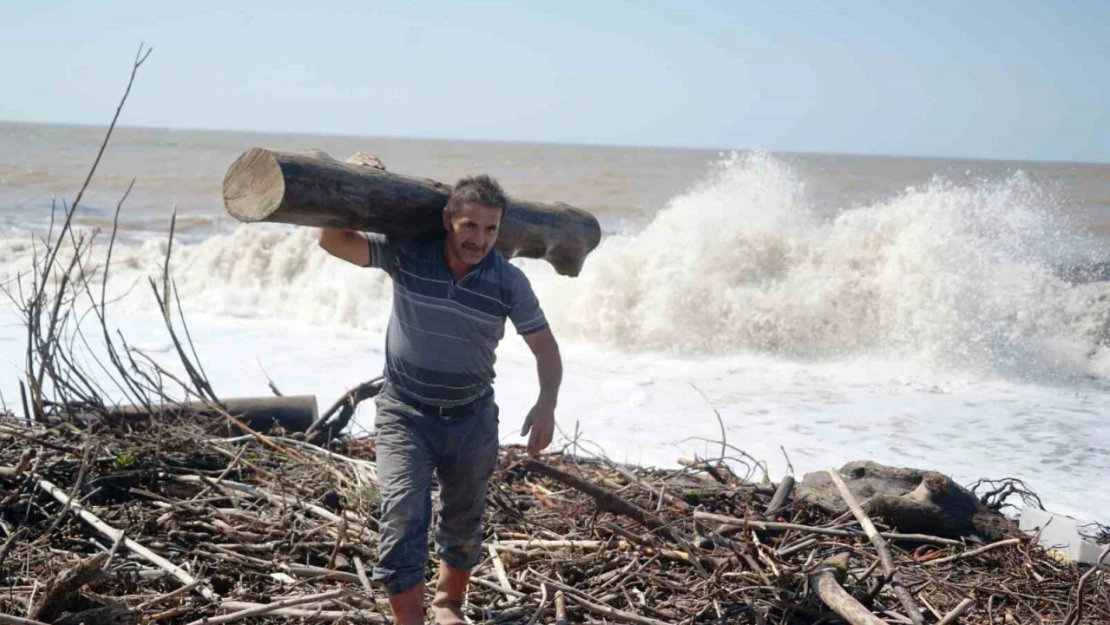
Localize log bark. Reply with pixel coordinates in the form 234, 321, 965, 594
223, 148, 602, 277
110, 395, 318, 433
799, 461, 1010, 540
32, 553, 107, 622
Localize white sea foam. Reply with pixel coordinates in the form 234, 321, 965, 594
6, 152, 1104, 379
534, 153, 1110, 379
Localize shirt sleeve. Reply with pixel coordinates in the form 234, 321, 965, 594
363, 233, 396, 273
507, 265, 549, 336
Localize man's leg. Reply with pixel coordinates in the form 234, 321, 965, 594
373, 394, 436, 625
432, 402, 500, 625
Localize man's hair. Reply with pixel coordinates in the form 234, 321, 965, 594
445, 174, 508, 218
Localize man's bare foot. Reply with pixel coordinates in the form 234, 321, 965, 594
387, 581, 426, 625
431, 563, 471, 625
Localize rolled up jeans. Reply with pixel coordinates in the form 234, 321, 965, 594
371, 386, 500, 596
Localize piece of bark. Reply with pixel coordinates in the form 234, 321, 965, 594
223, 148, 602, 276
31, 553, 107, 622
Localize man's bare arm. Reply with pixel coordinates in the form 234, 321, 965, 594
520, 326, 562, 456
318, 228, 370, 266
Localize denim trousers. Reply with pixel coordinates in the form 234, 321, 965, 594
371, 386, 500, 595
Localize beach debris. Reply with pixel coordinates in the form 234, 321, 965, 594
1021, 507, 1110, 565
2, 412, 1109, 624
800, 460, 1010, 541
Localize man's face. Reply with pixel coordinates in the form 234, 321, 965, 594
444, 202, 502, 267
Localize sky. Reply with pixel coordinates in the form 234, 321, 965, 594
2, 0, 1108, 163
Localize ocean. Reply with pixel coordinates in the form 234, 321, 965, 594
2, 121, 1109, 522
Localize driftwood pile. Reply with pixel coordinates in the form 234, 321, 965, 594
1, 413, 1108, 625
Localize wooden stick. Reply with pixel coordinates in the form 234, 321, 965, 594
470, 576, 528, 600
523, 459, 669, 535
1063, 544, 1110, 625
936, 598, 975, 625
166, 474, 377, 539
922, 539, 1022, 567
524, 459, 709, 576
352, 557, 374, 597
488, 544, 514, 592
810, 554, 886, 625
214, 602, 388, 624
554, 590, 567, 625
283, 565, 362, 585
0, 528, 27, 569
495, 540, 602, 549
184, 590, 344, 625
135, 580, 203, 610
531, 574, 671, 625
762, 475, 794, 519
522, 583, 549, 625
34, 477, 218, 601
0, 613, 49, 625
692, 511, 960, 546
826, 468, 925, 625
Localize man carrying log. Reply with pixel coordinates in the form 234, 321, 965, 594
318, 174, 563, 625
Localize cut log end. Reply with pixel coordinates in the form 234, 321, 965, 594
223, 147, 286, 223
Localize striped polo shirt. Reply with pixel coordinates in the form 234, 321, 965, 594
365, 234, 548, 406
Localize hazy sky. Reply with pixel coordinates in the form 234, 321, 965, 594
2, 1, 1107, 162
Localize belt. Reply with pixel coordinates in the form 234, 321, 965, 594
384, 384, 493, 419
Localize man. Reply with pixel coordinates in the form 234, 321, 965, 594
318, 174, 562, 625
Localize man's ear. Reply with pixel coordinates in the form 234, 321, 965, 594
442, 210, 450, 231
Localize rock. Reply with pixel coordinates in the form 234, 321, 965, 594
799, 461, 1011, 541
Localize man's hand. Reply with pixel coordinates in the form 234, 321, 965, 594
521, 327, 562, 458
521, 400, 556, 457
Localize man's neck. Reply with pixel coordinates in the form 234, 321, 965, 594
444, 242, 475, 281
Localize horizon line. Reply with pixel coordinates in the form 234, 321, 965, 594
3, 118, 1107, 168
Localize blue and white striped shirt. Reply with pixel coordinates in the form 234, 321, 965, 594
366, 235, 548, 406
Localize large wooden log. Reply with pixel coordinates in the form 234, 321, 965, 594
223, 148, 602, 277
109, 395, 319, 433
799, 460, 1010, 540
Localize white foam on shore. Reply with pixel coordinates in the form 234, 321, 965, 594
0, 305, 1104, 522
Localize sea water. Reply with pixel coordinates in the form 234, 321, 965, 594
1, 121, 1108, 522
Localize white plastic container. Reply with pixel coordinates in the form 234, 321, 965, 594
1019, 507, 1107, 565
